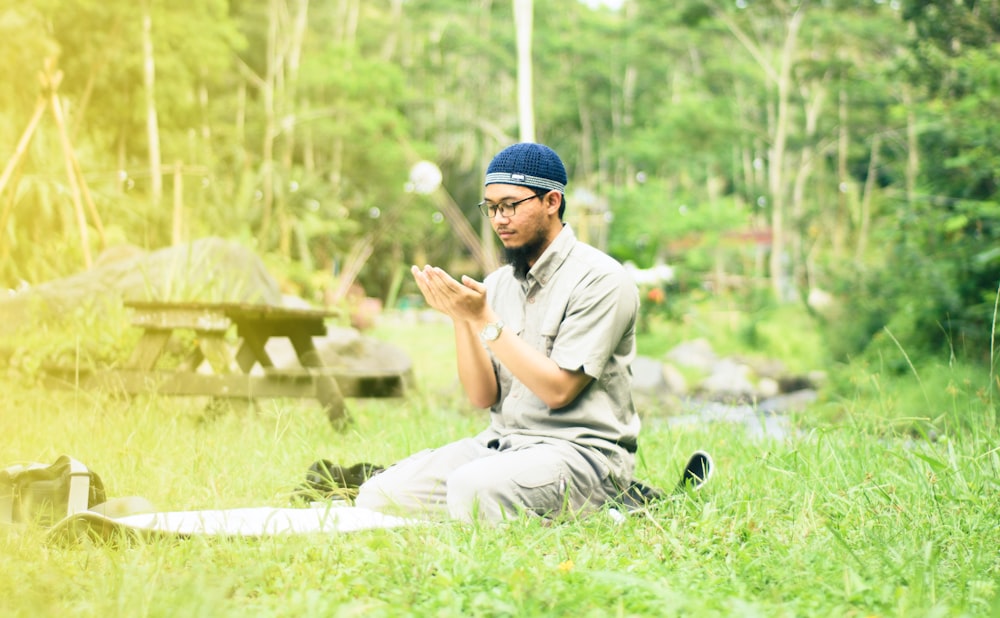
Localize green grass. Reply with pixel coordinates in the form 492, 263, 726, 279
2, 317, 999, 616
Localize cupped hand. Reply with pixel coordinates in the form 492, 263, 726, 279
410, 265, 487, 322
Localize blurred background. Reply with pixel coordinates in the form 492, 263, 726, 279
1, 0, 998, 367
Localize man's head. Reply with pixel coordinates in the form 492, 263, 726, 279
483, 143, 568, 278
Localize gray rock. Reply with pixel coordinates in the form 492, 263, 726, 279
756, 389, 818, 414
698, 358, 755, 401
661, 363, 688, 396
631, 355, 668, 393
631, 339, 821, 440
263, 325, 412, 376
757, 377, 780, 399
734, 354, 787, 380
664, 338, 717, 372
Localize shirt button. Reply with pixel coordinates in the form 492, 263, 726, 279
527, 297, 535, 304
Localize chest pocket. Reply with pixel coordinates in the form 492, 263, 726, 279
534, 294, 570, 357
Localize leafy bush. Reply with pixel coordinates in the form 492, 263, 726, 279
3, 296, 139, 379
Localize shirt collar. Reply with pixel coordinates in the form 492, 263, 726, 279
524, 224, 575, 287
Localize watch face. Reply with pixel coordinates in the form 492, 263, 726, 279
481, 322, 502, 341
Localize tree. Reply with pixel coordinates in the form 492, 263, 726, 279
513, 0, 535, 142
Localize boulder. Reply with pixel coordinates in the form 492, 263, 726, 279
0, 237, 282, 336
660, 363, 689, 396
664, 338, 717, 373
698, 358, 756, 402
631, 355, 669, 393
264, 326, 412, 377
756, 389, 818, 415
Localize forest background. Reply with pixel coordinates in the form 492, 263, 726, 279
1, 0, 999, 380
3, 3, 1000, 615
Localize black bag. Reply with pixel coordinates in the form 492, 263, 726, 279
0, 456, 106, 527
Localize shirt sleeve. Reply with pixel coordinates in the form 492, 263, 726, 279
548, 269, 638, 379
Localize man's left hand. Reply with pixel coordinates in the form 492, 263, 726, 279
411, 265, 488, 323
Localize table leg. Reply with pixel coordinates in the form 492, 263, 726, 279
290, 334, 347, 424
235, 330, 274, 373
127, 331, 171, 370
198, 333, 233, 374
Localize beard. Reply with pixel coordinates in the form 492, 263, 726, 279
502, 237, 544, 280
498, 213, 553, 279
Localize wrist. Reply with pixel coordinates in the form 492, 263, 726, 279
479, 318, 504, 342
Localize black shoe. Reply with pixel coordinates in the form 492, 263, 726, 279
672, 450, 713, 493
616, 480, 665, 510
611, 450, 715, 512
291, 460, 385, 504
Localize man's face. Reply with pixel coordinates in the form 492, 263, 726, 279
483, 184, 547, 251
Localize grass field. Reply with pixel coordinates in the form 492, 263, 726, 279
2, 317, 999, 617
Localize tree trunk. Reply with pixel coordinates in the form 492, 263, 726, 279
904, 85, 919, 204
835, 86, 849, 258
0, 96, 47, 250
710, 2, 804, 301
380, 0, 405, 61
236, 81, 247, 157
142, 3, 163, 208
327, 0, 360, 210
172, 161, 184, 245
0, 98, 46, 204
577, 89, 594, 180
198, 73, 211, 148
766, 8, 804, 301
277, 0, 311, 258
257, 0, 281, 250
856, 133, 880, 263
791, 78, 826, 292
513, 0, 535, 142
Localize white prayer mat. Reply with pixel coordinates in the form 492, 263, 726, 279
48, 504, 418, 543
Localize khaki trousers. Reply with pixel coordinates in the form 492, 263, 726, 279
354, 433, 625, 523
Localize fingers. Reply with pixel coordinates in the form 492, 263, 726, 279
410, 265, 445, 311
411, 265, 486, 320
461, 275, 486, 293
414, 265, 459, 291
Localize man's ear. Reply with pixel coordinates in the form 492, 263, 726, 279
544, 190, 561, 214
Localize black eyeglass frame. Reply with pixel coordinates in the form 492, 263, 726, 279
477, 193, 543, 219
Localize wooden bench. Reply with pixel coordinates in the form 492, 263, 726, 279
46, 301, 406, 426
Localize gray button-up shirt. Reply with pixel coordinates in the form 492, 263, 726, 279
482, 225, 640, 478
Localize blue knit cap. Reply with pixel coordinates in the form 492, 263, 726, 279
485, 143, 567, 193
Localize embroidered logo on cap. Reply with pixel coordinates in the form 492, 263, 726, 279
512, 174, 525, 181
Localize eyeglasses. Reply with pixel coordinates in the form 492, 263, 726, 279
478, 194, 540, 218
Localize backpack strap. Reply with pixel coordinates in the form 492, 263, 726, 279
58, 456, 94, 515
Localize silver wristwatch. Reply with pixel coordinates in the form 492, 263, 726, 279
479, 320, 504, 342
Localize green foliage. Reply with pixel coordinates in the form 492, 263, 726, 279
825, 194, 1000, 364
637, 294, 828, 373
3, 295, 139, 379
608, 179, 750, 268
1, 0, 999, 379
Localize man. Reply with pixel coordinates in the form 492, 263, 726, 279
355, 142, 640, 523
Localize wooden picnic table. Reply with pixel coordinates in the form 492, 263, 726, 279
51, 301, 405, 426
